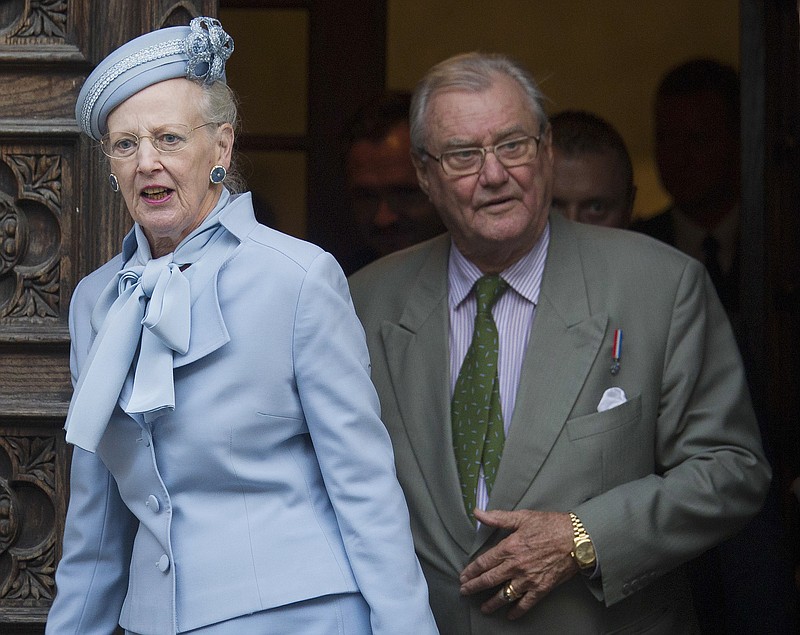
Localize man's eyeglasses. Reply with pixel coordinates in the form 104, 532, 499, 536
422, 134, 542, 177
100, 122, 217, 159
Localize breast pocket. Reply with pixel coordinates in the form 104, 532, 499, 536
566, 394, 642, 440
565, 395, 651, 491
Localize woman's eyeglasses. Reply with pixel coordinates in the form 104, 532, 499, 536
100, 122, 217, 159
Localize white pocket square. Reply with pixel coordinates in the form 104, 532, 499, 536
597, 387, 627, 412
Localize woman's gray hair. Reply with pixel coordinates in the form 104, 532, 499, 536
409, 52, 548, 158
197, 80, 246, 193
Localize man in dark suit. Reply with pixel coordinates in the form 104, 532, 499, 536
349, 52, 769, 634
631, 59, 740, 313
631, 58, 798, 635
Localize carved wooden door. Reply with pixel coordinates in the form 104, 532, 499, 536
0, 2, 214, 633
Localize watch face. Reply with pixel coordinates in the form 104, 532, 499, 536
575, 541, 595, 566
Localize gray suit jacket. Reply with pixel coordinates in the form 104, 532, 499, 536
349, 212, 769, 634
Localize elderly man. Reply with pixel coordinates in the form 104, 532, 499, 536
550, 110, 636, 228
348, 52, 770, 633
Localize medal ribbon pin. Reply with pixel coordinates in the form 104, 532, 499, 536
610, 328, 622, 375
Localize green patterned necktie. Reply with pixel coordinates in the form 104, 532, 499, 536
452, 274, 509, 524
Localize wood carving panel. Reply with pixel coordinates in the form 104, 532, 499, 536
0, 425, 68, 626
0, 143, 75, 331
0, 0, 89, 60
1, 0, 66, 40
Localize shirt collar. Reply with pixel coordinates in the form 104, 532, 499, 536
448, 221, 550, 309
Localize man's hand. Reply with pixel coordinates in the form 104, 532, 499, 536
459, 508, 578, 620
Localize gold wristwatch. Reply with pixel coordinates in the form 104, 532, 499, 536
569, 512, 596, 573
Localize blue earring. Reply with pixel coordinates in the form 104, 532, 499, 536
109, 173, 119, 192
210, 165, 227, 184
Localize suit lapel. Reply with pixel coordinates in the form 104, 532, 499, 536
381, 238, 480, 553
474, 216, 607, 550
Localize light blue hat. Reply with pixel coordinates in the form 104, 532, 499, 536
75, 16, 234, 141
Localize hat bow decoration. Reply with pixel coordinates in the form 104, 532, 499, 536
185, 17, 234, 84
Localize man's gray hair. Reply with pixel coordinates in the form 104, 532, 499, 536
409, 52, 548, 158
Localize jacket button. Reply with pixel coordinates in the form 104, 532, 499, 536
157, 555, 170, 572
146, 495, 160, 513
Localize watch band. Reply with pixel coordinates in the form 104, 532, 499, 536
569, 511, 589, 542
569, 511, 596, 572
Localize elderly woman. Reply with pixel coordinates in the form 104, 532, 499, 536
46, 17, 437, 635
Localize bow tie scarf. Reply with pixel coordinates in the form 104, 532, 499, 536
122, 258, 191, 415
65, 218, 227, 452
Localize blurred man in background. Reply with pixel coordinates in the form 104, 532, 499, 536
550, 110, 635, 228
631, 59, 740, 312
342, 91, 444, 273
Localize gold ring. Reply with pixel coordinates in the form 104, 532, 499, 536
500, 581, 521, 603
